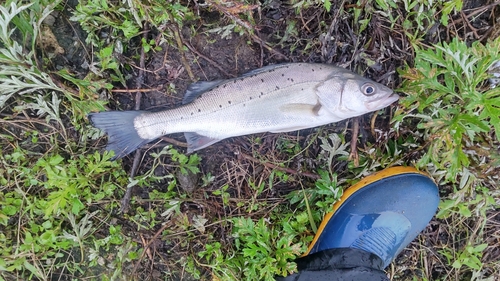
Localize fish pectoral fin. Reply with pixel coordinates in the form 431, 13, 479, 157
185, 132, 223, 153
279, 103, 322, 116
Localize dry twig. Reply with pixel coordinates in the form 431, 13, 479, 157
183, 41, 235, 78
348, 117, 359, 167
239, 152, 320, 180
120, 24, 149, 214
207, 0, 286, 60
169, 23, 196, 82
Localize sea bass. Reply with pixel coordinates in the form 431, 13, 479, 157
89, 63, 398, 159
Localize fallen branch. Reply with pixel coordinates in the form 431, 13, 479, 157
132, 221, 172, 275
169, 23, 196, 82
160, 136, 188, 148
207, 0, 286, 60
111, 87, 162, 93
183, 41, 235, 78
120, 24, 149, 214
348, 117, 359, 167
239, 152, 320, 180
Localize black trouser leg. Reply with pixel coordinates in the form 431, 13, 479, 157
275, 248, 389, 281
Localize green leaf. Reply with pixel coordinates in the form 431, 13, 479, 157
323, 0, 331, 12
472, 243, 488, 253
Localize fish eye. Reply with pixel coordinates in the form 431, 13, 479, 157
362, 83, 376, 96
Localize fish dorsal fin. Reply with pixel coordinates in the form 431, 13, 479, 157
184, 132, 224, 153
183, 80, 226, 104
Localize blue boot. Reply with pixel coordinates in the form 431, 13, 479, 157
305, 166, 440, 268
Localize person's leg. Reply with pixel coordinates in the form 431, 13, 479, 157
277, 167, 440, 281
276, 248, 388, 281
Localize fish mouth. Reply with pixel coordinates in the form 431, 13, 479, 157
366, 93, 399, 111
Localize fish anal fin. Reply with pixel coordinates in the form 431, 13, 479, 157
184, 132, 223, 153
183, 80, 226, 104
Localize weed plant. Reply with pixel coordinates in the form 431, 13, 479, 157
71, 0, 193, 47
0, 1, 173, 279
0, 2, 61, 108
395, 37, 500, 277
396, 37, 500, 183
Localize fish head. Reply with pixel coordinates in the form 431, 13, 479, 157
317, 71, 399, 119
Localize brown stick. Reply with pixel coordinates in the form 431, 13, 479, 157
452, 2, 500, 25
370, 111, 377, 138
348, 117, 359, 167
208, 0, 286, 60
132, 221, 172, 274
183, 41, 235, 78
249, 33, 286, 60
111, 87, 162, 93
170, 23, 196, 82
239, 152, 320, 180
160, 136, 188, 148
120, 24, 149, 214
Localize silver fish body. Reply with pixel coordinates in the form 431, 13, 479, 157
89, 63, 398, 159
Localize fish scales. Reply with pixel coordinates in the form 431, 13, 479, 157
138, 64, 335, 136
88, 63, 398, 159
146, 82, 317, 136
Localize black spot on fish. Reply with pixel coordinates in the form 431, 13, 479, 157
198, 109, 201, 112
191, 112, 194, 115
223, 84, 227, 88
291, 78, 294, 82
312, 69, 315, 72
249, 97, 252, 100
261, 78, 264, 82
276, 86, 280, 90
243, 103, 246, 107
281, 74, 284, 77
219, 104, 222, 108
228, 100, 232, 104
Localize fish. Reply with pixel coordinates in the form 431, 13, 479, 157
88, 63, 398, 159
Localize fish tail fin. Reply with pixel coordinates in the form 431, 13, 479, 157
88, 111, 150, 159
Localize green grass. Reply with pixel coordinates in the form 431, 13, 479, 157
1, 0, 499, 280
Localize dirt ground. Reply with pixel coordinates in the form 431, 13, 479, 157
40, 0, 500, 280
